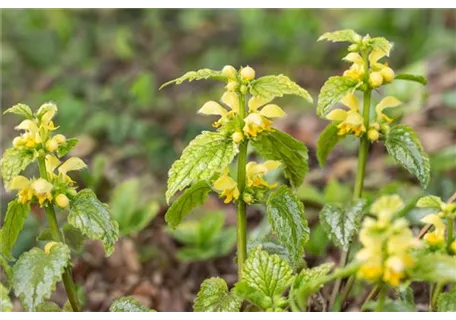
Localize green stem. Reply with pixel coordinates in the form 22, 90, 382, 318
236, 93, 248, 279
38, 157, 81, 312
431, 283, 443, 311
376, 286, 387, 312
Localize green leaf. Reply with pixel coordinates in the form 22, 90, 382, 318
369, 37, 393, 56
291, 263, 333, 310
12, 243, 71, 311
109, 296, 154, 312
252, 130, 308, 189
0, 200, 30, 260
416, 195, 444, 210
395, 73, 427, 85
363, 299, 416, 312
438, 287, 456, 312
37, 224, 86, 254
318, 29, 360, 43
68, 189, 119, 256
319, 199, 366, 250
0, 283, 13, 312
317, 76, 361, 118
316, 122, 342, 167
0, 255, 13, 283
411, 253, 456, 283
3, 103, 33, 119
267, 186, 309, 267
249, 75, 313, 103
160, 68, 226, 89
36, 301, 62, 312
385, 125, 430, 188
166, 131, 238, 202
166, 181, 212, 228
194, 277, 243, 312
234, 246, 293, 310
56, 138, 78, 158
1, 148, 36, 186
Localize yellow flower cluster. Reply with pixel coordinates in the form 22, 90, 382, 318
212, 161, 281, 204
420, 200, 456, 251
7, 103, 86, 208
197, 66, 286, 142
356, 195, 421, 287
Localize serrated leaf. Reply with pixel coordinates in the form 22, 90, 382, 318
56, 138, 78, 158
370, 37, 393, 56
318, 29, 360, 43
317, 76, 361, 118
0, 283, 13, 312
160, 68, 226, 89
249, 75, 313, 103
416, 195, 444, 210
252, 130, 308, 189
292, 263, 333, 309
0, 200, 30, 260
36, 301, 62, 312
319, 199, 367, 250
12, 243, 70, 311
438, 287, 456, 312
1, 148, 36, 187
68, 189, 119, 256
234, 247, 293, 310
363, 299, 416, 312
3, 103, 33, 119
37, 224, 86, 254
166, 181, 212, 228
385, 125, 430, 188
267, 186, 309, 267
395, 73, 427, 85
166, 131, 238, 203
411, 253, 456, 283
194, 277, 242, 312
316, 122, 342, 167
109, 296, 154, 312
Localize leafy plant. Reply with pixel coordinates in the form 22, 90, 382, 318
167, 211, 236, 262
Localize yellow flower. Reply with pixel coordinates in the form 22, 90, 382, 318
326, 93, 365, 137
198, 91, 240, 127
37, 103, 58, 131
421, 214, 446, 246
31, 178, 54, 205
371, 194, 404, 227
8, 175, 34, 204
342, 52, 365, 80
375, 96, 401, 124
213, 168, 239, 203
381, 67, 395, 83
246, 160, 281, 189
369, 72, 383, 88
45, 155, 86, 184
243, 96, 286, 137
14, 119, 42, 148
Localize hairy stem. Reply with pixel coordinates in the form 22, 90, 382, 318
236, 93, 248, 279
376, 286, 386, 312
431, 282, 443, 311
38, 157, 81, 312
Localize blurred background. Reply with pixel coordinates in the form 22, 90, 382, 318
1, 9, 455, 311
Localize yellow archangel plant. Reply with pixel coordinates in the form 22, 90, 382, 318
0, 103, 119, 312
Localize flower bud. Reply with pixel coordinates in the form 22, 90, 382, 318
44, 241, 57, 255
46, 139, 58, 152
240, 84, 248, 95
13, 137, 23, 148
369, 72, 383, 88
381, 67, 395, 83
53, 134, 66, 144
240, 66, 255, 81
243, 193, 253, 204
370, 122, 380, 131
226, 81, 238, 92
232, 131, 244, 144
368, 129, 379, 142
55, 194, 69, 208
222, 65, 237, 79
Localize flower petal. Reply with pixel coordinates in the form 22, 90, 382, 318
344, 111, 364, 125
31, 178, 53, 194
45, 155, 61, 174
248, 96, 273, 112
421, 213, 445, 231
375, 96, 402, 119
15, 120, 39, 133
263, 160, 281, 171
259, 104, 286, 118
58, 157, 87, 175
369, 49, 385, 65
341, 93, 360, 111
221, 92, 239, 113
8, 176, 30, 191
343, 52, 364, 65
198, 101, 227, 116
326, 109, 348, 121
